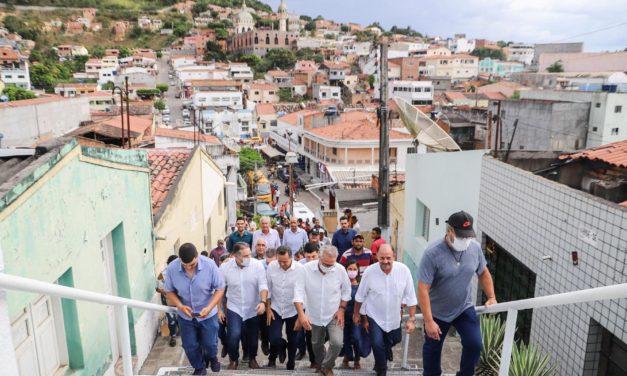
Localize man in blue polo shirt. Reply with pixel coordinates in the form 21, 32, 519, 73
165, 243, 226, 375
331, 216, 357, 261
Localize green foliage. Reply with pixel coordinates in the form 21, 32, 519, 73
192, 0, 209, 15
215, 28, 229, 41
313, 53, 324, 64
153, 99, 166, 111
173, 22, 192, 37
2, 86, 37, 101
367, 74, 375, 89
102, 81, 115, 90
91, 46, 105, 58
476, 315, 505, 376
471, 47, 506, 61
239, 147, 265, 172
130, 25, 143, 38
510, 91, 520, 99
300, 15, 312, 22
3, 0, 179, 11
118, 47, 132, 58
497, 40, 508, 48
508, 343, 557, 376
2, 14, 40, 40
156, 83, 168, 94
264, 49, 296, 71
341, 25, 351, 33
278, 87, 293, 102
389, 25, 422, 37
136, 88, 160, 99
29, 61, 73, 92
304, 21, 316, 32
354, 30, 374, 43
546, 60, 564, 73
366, 22, 385, 32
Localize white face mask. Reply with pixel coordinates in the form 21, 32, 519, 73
452, 237, 473, 252
319, 262, 335, 274
347, 270, 358, 279
240, 257, 251, 267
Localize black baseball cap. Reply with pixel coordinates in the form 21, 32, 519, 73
309, 228, 320, 235
446, 211, 476, 238
352, 234, 364, 240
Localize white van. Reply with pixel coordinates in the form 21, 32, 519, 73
292, 202, 315, 223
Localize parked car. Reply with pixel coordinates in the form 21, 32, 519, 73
256, 202, 278, 217
293, 202, 315, 223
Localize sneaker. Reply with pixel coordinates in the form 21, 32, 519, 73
209, 357, 220, 373
192, 368, 207, 375
248, 358, 261, 369
227, 360, 238, 370
168, 336, 176, 347
279, 345, 287, 364
266, 358, 276, 368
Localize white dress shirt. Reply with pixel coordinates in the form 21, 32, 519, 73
355, 262, 418, 332
252, 228, 281, 252
219, 258, 268, 320
293, 260, 352, 327
266, 259, 303, 318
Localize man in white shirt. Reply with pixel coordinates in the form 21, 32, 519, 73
219, 242, 268, 370
265, 246, 303, 370
282, 217, 308, 254
294, 245, 352, 376
353, 245, 418, 376
252, 216, 281, 253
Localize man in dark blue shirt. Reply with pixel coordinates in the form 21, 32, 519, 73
331, 216, 357, 261
226, 217, 253, 252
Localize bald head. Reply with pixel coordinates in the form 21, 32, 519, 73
377, 244, 394, 273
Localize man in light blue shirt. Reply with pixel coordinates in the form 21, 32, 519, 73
282, 217, 308, 255
165, 243, 225, 375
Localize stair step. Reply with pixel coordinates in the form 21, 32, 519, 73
152, 366, 425, 375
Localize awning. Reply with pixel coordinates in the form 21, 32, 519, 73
260, 145, 285, 159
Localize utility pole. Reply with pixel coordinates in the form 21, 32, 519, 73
486, 110, 492, 150
287, 132, 294, 218
378, 41, 390, 238
253, 161, 258, 217
124, 76, 131, 148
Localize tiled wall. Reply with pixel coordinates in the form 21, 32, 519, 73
478, 156, 627, 375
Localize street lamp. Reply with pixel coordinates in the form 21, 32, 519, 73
285, 130, 297, 217
112, 76, 132, 149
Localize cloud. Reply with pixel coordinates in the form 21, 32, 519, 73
266, 0, 627, 51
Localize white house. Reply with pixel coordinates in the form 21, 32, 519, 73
312, 84, 341, 101
198, 108, 256, 138
389, 81, 434, 105
0, 63, 30, 90
192, 91, 243, 110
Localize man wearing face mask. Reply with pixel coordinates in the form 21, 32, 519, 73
417, 211, 497, 376
293, 245, 352, 376
219, 242, 269, 370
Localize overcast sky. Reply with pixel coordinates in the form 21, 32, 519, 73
266, 0, 627, 52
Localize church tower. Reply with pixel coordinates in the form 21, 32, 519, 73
278, 0, 288, 32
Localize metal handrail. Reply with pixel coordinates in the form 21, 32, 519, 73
400, 283, 627, 375
0, 273, 176, 376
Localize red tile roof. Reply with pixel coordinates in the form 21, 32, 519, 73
148, 149, 192, 217
255, 103, 277, 116
307, 119, 412, 141
155, 127, 221, 144
559, 140, 627, 168
0, 95, 66, 108
267, 70, 289, 77
444, 91, 468, 100
0, 47, 19, 61
321, 61, 351, 70
250, 82, 279, 91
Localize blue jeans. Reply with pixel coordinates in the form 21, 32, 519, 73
342, 316, 360, 362
178, 315, 219, 370
218, 321, 227, 348
268, 310, 302, 367
367, 317, 402, 373
423, 306, 482, 376
226, 309, 259, 362
161, 295, 178, 336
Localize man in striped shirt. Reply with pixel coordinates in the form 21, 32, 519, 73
339, 234, 374, 273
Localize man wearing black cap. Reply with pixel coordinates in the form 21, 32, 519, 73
417, 211, 497, 376
165, 243, 226, 375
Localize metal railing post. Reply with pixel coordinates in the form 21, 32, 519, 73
401, 327, 410, 369
116, 304, 134, 376
499, 309, 518, 376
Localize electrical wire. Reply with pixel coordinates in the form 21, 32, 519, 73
555, 21, 627, 42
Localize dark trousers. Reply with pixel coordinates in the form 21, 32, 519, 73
423, 307, 482, 376
226, 309, 259, 362
342, 316, 361, 362
367, 317, 402, 373
178, 315, 219, 370
259, 313, 269, 348
218, 321, 227, 347
268, 310, 302, 368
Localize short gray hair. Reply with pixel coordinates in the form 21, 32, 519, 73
260, 216, 271, 224
266, 248, 276, 258
320, 245, 338, 259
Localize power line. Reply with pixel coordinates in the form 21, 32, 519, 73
555, 21, 627, 42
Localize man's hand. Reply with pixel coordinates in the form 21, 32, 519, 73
352, 312, 361, 326
266, 309, 275, 326
425, 319, 442, 341
333, 309, 345, 328
405, 320, 416, 334
199, 304, 214, 318
178, 305, 193, 318
255, 302, 266, 315
298, 313, 313, 331
218, 310, 226, 324
485, 297, 498, 307
361, 316, 369, 333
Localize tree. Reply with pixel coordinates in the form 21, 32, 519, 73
156, 83, 168, 94
304, 21, 316, 32
91, 46, 105, 58
2, 15, 24, 33
496, 40, 507, 48
367, 74, 375, 89
29, 64, 55, 91
136, 89, 161, 99
471, 47, 506, 61
118, 47, 131, 58
547, 60, 564, 73
341, 25, 351, 33
313, 53, 324, 64
264, 49, 296, 71
130, 25, 143, 38
192, 0, 209, 15
278, 87, 293, 102
2, 86, 36, 101
153, 99, 166, 111
239, 147, 265, 172
102, 81, 115, 90
215, 28, 229, 40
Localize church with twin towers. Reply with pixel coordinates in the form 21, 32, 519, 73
227, 0, 301, 56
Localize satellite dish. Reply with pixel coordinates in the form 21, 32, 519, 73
393, 97, 461, 152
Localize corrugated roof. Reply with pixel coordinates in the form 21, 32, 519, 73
559, 139, 627, 168
155, 127, 220, 144
148, 149, 192, 219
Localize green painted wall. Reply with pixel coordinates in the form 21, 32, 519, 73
0, 144, 155, 375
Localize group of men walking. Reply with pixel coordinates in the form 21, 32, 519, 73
161, 210, 497, 376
